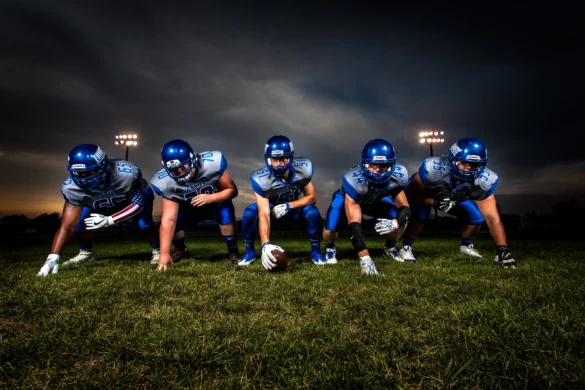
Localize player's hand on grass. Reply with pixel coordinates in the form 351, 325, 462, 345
495, 246, 516, 269
156, 253, 174, 272
37, 254, 60, 276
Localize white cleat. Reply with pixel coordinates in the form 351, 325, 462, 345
325, 248, 337, 264
62, 250, 96, 265
460, 244, 483, 258
383, 246, 403, 262
398, 245, 418, 263
150, 249, 161, 264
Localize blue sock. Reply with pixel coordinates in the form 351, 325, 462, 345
150, 243, 160, 250
402, 236, 415, 247
461, 238, 474, 247
310, 239, 320, 253
223, 234, 237, 249
244, 239, 255, 252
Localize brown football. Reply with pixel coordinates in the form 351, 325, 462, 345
270, 249, 288, 272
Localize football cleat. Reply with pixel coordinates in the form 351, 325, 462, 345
398, 245, 418, 263
238, 250, 257, 266
460, 244, 483, 258
325, 247, 337, 264
311, 251, 327, 265
63, 250, 96, 265
227, 246, 241, 264
150, 249, 161, 265
383, 246, 403, 262
171, 247, 189, 263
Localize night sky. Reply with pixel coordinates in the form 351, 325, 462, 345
1, 2, 582, 219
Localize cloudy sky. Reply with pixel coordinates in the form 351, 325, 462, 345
1, 2, 582, 218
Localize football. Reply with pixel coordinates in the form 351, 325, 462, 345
270, 249, 288, 272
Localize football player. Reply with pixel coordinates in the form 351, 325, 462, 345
238, 135, 326, 270
322, 139, 411, 275
37, 144, 161, 276
150, 139, 241, 271
397, 138, 516, 268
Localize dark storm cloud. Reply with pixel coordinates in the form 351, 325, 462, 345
0, 1, 583, 217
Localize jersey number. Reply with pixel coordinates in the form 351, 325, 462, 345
432, 160, 447, 172
116, 162, 133, 174
93, 195, 126, 210
185, 185, 216, 200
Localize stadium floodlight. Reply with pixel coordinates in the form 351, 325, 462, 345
114, 133, 139, 161
418, 130, 445, 157
419, 130, 445, 231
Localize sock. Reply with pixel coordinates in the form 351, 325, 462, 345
402, 236, 415, 247
244, 239, 255, 252
461, 238, 474, 247
172, 237, 186, 250
310, 239, 320, 253
326, 242, 335, 249
78, 243, 93, 251
385, 239, 397, 248
150, 243, 160, 250
223, 233, 237, 249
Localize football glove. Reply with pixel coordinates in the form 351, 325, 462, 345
261, 242, 284, 271
433, 197, 457, 213
37, 254, 60, 276
374, 218, 398, 235
271, 203, 291, 219
495, 246, 516, 268
84, 213, 115, 230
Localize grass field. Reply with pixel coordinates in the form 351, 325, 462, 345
1, 234, 585, 389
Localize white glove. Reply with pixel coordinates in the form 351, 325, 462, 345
84, 213, 115, 230
38, 254, 60, 276
434, 197, 457, 213
271, 203, 291, 219
374, 218, 398, 235
261, 242, 284, 270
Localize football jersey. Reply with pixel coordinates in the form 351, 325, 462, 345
418, 156, 499, 201
150, 150, 227, 205
61, 159, 147, 210
250, 157, 313, 205
341, 164, 408, 205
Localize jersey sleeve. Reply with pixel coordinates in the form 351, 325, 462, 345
250, 172, 266, 197
392, 164, 408, 188
418, 159, 430, 185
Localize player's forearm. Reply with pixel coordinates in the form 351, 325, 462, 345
110, 204, 144, 223
159, 220, 176, 253
49, 226, 75, 254
485, 217, 507, 246
345, 202, 362, 224
289, 194, 316, 209
210, 188, 237, 203
258, 212, 271, 244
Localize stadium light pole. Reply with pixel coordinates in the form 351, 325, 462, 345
419, 130, 445, 233
115, 133, 139, 161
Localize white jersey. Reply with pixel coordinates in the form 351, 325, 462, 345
341, 164, 408, 205
250, 157, 313, 205
61, 159, 147, 210
150, 150, 227, 206
418, 156, 499, 200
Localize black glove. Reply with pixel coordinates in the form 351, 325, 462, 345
495, 246, 516, 268
433, 197, 457, 212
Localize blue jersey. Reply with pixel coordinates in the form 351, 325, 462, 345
341, 164, 408, 205
250, 157, 313, 206
150, 150, 227, 206
61, 159, 147, 210
418, 156, 499, 201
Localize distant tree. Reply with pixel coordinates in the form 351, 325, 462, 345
28, 213, 61, 234
0, 214, 29, 235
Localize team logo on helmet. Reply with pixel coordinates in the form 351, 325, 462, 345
450, 144, 462, 155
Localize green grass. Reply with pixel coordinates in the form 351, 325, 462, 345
1, 235, 585, 389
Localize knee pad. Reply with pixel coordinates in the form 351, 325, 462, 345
348, 222, 367, 253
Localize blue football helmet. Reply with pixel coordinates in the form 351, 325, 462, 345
448, 138, 488, 181
161, 139, 198, 184
264, 135, 294, 176
360, 139, 396, 184
67, 144, 110, 190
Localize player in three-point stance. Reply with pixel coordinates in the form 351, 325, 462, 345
38, 144, 160, 276
150, 139, 241, 271
322, 139, 411, 275
238, 135, 326, 271
396, 137, 516, 268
